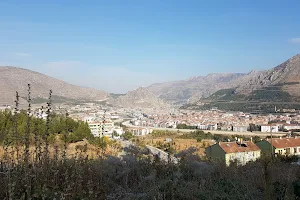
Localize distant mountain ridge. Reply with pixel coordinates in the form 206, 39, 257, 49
0, 66, 108, 104
146, 71, 263, 104
3, 54, 300, 111
183, 54, 300, 112
235, 54, 300, 96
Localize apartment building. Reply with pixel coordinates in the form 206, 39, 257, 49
206, 140, 261, 166
261, 124, 279, 132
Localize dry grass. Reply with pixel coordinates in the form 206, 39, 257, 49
0, 138, 121, 162
141, 136, 214, 156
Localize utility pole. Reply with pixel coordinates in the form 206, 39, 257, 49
102, 109, 106, 137
271, 126, 274, 158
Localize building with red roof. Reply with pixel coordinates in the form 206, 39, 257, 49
256, 137, 300, 156
206, 140, 261, 166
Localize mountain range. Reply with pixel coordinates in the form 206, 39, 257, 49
183, 54, 300, 112
146, 70, 264, 104
1, 54, 300, 111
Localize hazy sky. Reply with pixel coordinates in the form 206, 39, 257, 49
1, 0, 300, 93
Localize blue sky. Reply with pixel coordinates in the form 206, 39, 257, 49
1, 0, 300, 93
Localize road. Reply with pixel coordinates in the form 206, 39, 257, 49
122, 120, 286, 137
119, 139, 178, 163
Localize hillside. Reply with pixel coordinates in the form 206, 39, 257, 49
183, 55, 300, 112
109, 87, 170, 109
146, 72, 263, 104
0, 66, 108, 104
236, 54, 300, 96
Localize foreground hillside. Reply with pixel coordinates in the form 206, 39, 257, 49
0, 66, 108, 104
1, 143, 299, 199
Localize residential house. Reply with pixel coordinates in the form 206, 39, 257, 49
198, 124, 217, 130
205, 140, 261, 166
256, 137, 300, 156
232, 126, 248, 132
261, 124, 279, 133
198, 124, 209, 130
130, 128, 153, 136
283, 124, 300, 131
220, 125, 233, 131
208, 124, 218, 130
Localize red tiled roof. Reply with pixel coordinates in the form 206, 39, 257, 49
219, 141, 260, 154
267, 137, 300, 148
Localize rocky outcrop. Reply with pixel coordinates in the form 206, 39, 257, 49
110, 87, 169, 109
147, 73, 246, 104
235, 54, 300, 96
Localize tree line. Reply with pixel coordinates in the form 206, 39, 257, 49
0, 109, 93, 145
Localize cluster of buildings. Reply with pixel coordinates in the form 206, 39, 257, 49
206, 137, 300, 166
61, 103, 130, 139
130, 110, 300, 133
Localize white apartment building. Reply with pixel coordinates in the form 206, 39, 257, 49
102, 120, 114, 137
88, 120, 117, 138
261, 124, 279, 133
197, 123, 217, 130
88, 122, 102, 137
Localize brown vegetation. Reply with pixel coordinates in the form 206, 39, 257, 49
142, 137, 214, 156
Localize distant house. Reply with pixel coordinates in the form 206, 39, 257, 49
220, 125, 232, 131
205, 141, 261, 166
208, 124, 218, 130
283, 124, 300, 131
198, 124, 209, 130
130, 128, 153, 136
261, 124, 279, 133
232, 126, 248, 132
198, 124, 217, 130
256, 137, 300, 156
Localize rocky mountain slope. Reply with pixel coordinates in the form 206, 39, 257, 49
0, 66, 108, 104
183, 54, 300, 112
147, 71, 264, 104
109, 87, 169, 109
147, 73, 242, 104
235, 54, 300, 96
